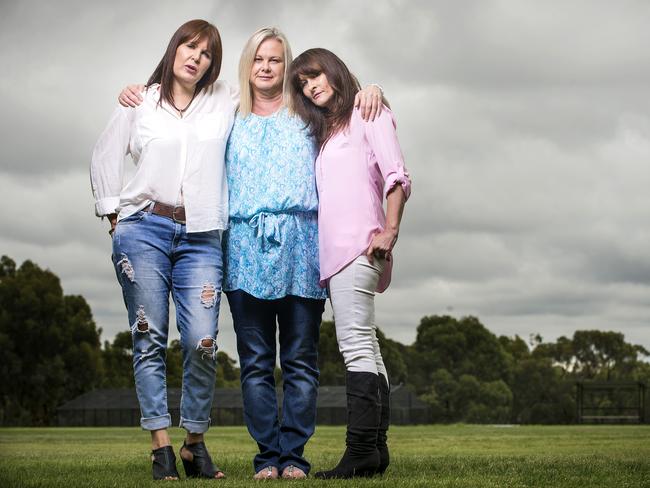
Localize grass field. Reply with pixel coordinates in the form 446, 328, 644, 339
0, 425, 649, 487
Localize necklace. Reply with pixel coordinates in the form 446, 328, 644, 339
171, 89, 197, 118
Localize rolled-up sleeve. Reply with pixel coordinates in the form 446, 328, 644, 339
90, 106, 133, 217
364, 107, 412, 200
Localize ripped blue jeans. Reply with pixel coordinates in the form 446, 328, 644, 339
112, 209, 223, 433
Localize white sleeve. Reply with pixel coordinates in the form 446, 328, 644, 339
89, 105, 133, 217
226, 80, 240, 108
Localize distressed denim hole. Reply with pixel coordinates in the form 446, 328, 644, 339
117, 253, 135, 282
196, 336, 216, 360
200, 283, 217, 308
131, 305, 149, 333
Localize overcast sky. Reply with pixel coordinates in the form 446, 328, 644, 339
1, 0, 649, 359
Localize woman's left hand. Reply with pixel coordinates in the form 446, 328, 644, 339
354, 85, 383, 121
366, 228, 398, 264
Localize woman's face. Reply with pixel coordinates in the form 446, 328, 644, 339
299, 72, 335, 109
250, 38, 285, 94
173, 36, 212, 87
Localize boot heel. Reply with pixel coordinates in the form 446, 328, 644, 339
181, 456, 198, 477
179, 441, 224, 479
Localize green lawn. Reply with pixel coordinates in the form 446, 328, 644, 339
0, 425, 648, 487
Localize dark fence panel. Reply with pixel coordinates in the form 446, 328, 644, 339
56, 387, 432, 426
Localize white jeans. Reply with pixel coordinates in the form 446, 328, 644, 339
328, 255, 388, 379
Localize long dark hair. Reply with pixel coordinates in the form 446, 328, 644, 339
289, 48, 360, 149
146, 19, 222, 107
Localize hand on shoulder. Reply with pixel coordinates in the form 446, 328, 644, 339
118, 84, 146, 108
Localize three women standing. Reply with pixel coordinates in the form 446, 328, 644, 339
102, 22, 396, 481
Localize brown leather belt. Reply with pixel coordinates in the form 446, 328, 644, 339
151, 202, 186, 223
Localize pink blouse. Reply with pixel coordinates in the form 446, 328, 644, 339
316, 106, 411, 292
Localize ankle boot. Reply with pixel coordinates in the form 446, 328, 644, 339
377, 373, 390, 474
315, 371, 380, 479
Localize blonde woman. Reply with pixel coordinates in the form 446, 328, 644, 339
224, 28, 382, 480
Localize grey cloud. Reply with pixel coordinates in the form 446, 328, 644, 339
1, 0, 649, 355
346, 1, 650, 87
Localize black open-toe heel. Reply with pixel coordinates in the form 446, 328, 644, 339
151, 445, 180, 480
180, 441, 224, 479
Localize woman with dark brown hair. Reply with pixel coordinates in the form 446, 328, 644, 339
90, 19, 237, 480
289, 48, 411, 479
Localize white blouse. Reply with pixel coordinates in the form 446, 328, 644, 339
90, 81, 239, 233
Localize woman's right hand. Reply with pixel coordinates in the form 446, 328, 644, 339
118, 84, 145, 107
108, 213, 117, 236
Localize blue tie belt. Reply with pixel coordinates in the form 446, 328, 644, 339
248, 212, 281, 252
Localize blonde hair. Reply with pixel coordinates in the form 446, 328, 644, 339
238, 27, 293, 117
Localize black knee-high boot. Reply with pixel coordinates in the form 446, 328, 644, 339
377, 373, 390, 474
315, 371, 380, 479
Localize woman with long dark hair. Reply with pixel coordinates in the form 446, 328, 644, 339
289, 48, 411, 479
90, 19, 237, 480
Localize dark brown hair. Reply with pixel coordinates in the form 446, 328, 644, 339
146, 19, 222, 107
289, 48, 360, 149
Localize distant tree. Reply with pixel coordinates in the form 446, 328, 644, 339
499, 334, 530, 362
502, 329, 648, 423
509, 355, 575, 423
464, 378, 513, 424
531, 330, 649, 380
421, 368, 513, 423
216, 351, 240, 387
570, 330, 648, 380
0, 256, 102, 425
421, 368, 457, 421
101, 331, 134, 388
410, 315, 511, 394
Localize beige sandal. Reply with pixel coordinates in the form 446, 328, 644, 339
282, 465, 307, 479
253, 466, 278, 480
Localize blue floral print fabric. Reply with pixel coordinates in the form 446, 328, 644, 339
223, 108, 327, 300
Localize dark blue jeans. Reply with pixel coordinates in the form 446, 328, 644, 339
226, 290, 325, 474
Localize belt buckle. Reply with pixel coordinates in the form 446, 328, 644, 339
172, 206, 186, 224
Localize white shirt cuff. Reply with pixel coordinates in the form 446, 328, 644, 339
95, 197, 120, 217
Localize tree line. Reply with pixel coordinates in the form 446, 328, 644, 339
1, 256, 648, 425
321, 316, 649, 423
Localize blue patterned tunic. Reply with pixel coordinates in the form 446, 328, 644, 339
223, 108, 327, 300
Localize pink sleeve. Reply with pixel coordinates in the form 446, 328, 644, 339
363, 107, 412, 200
